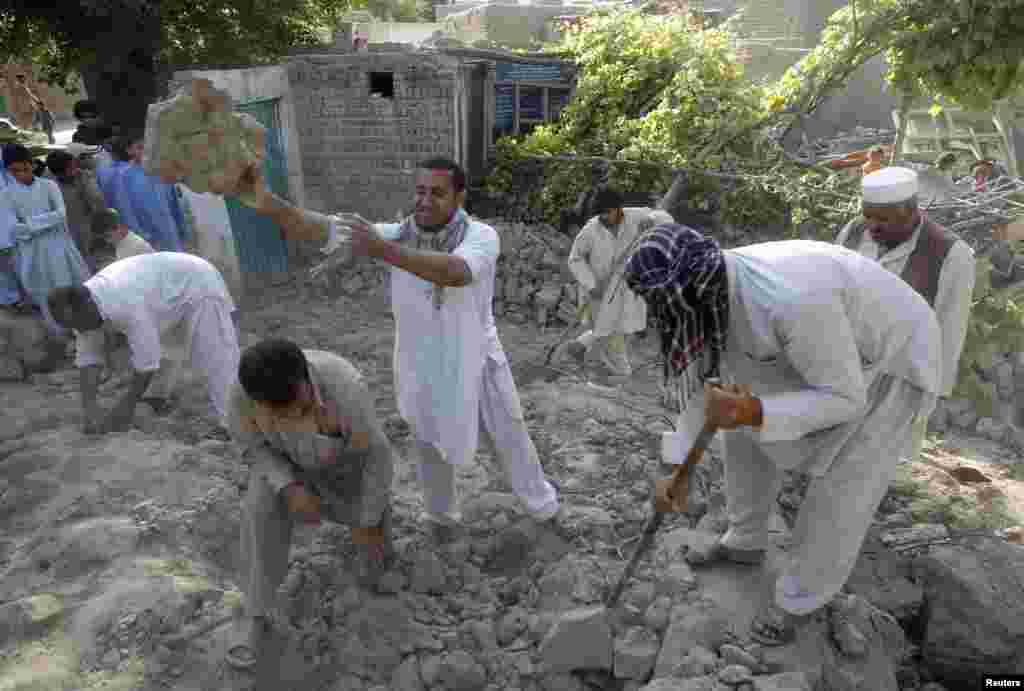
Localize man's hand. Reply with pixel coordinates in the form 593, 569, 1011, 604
348, 216, 384, 259
654, 471, 689, 514
284, 484, 322, 524
704, 382, 762, 430
235, 162, 272, 212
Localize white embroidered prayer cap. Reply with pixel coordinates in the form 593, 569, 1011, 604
862, 166, 918, 206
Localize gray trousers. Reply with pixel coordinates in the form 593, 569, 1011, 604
239, 471, 391, 617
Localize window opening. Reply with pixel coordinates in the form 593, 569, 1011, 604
369, 72, 395, 99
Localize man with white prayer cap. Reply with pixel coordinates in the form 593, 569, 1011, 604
836, 166, 975, 465
625, 223, 942, 646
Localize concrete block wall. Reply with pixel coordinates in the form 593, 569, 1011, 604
284, 49, 466, 222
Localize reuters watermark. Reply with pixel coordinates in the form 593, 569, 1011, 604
984, 677, 1024, 688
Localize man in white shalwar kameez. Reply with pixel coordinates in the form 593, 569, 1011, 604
836, 167, 975, 465
47, 252, 239, 433
560, 187, 674, 377
625, 223, 941, 646
243, 157, 560, 539
90, 208, 185, 414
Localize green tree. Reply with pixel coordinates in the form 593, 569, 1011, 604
0, 0, 361, 131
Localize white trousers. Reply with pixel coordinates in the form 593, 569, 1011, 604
576, 330, 632, 376
719, 375, 925, 615
184, 297, 240, 423
414, 356, 559, 524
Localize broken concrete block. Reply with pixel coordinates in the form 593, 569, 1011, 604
639, 677, 717, 690
143, 78, 266, 200
654, 561, 697, 597
879, 524, 947, 549
750, 672, 813, 690
653, 601, 731, 678
438, 650, 487, 691
912, 537, 1024, 684
613, 626, 660, 680
410, 548, 447, 594
539, 605, 613, 674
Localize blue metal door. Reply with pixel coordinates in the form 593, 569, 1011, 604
225, 98, 290, 275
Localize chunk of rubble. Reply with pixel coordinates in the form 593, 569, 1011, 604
751, 672, 813, 690
613, 626, 660, 680
879, 524, 948, 548
652, 600, 731, 678
539, 605, 613, 674
912, 537, 1024, 684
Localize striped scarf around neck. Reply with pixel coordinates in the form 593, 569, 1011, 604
623, 223, 730, 409
396, 207, 470, 309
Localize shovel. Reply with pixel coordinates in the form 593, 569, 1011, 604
604, 419, 720, 608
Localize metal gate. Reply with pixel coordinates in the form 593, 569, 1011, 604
225, 98, 290, 275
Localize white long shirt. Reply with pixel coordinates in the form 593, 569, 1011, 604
720, 240, 942, 476
836, 220, 975, 396
567, 207, 674, 335
376, 216, 502, 466
75, 252, 233, 372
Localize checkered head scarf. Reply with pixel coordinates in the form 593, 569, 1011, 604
623, 223, 730, 408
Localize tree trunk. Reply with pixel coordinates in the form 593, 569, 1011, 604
659, 171, 688, 211
890, 90, 912, 166
78, 8, 163, 134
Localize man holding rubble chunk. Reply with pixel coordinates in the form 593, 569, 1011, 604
241, 157, 560, 541
224, 339, 395, 670
555, 186, 675, 379
47, 252, 239, 433
836, 167, 975, 466
627, 223, 941, 646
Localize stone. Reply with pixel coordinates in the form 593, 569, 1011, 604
538, 605, 613, 674
976, 417, 1008, 442
541, 673, 585, 691
498, 608, 530, 646
644, 596, 672, 632
420, 654, 443, 686
673, 645, 719, 678
469, 619, 498, 650
410, 549, 447, 594
613, 626, 660, 680
438, 650, 487, 691
376, 569, 407, 594
0, 355, 24, 381
880, 524, 948, 549
912, 537, 1024, 684
653, 601, 732, 678
843, 537, 923, 623
750, 673, 813, 691
718, 645, 760, 673
639, 678, 717, 691
818, 594, 905, 691
392, 656, 425, 691
718, 664, 753, 685
658, 528, 719, 563
655, 561, 698, 597
949, 407, 978, 431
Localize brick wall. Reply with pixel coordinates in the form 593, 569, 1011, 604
285, 49, 465, 221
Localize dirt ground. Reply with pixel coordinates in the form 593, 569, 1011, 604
0, 275, 1022, 691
